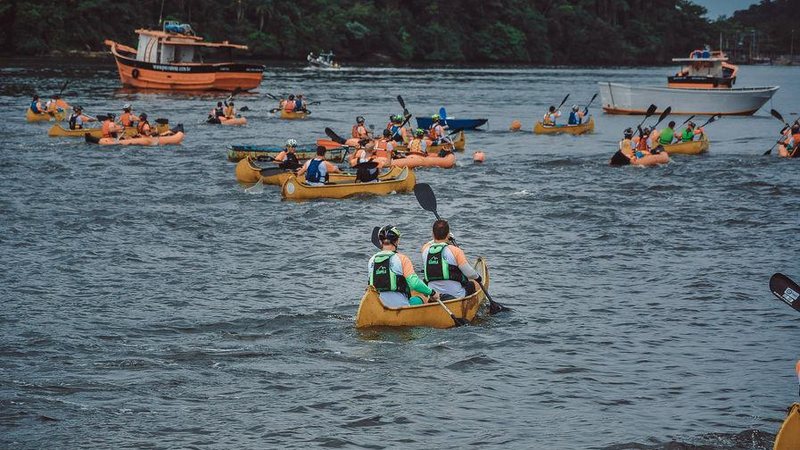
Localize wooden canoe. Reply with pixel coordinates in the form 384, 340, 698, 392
227, 145, 347, 163
355, 258, 489, 329
279, 110, 310, 120
534, 117, 595, 135
391, 152, 456, 169
48, 124, 136, 138
235, 157, 403, 185
26, 109, 65, 123
661, 133, 709, 155
394, 131, 466, 152
775, 403, 800, 450
281, 167, 415, 200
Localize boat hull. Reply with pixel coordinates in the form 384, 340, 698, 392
355, 258, 489, 329
394, 131, 466, 152
108, 42, 264, 91
662, 134, 710, 155
775, 403, 800, 450
278, 110, 309, 120
236, 158, 403, 185
598, 82, 779, 115
85, 131, 185, 146
534, 117, 595, 135
390, 152, 456, 169
227, 145, 346, 163
49, 124, 136, 138
281, 167, 415, 200
26, 109, 65, 122
415, 117, 487, 130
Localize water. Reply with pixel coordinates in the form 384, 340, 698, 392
1, 58, 799, 449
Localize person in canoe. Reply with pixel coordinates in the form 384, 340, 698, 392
427, 114, 452, 146
680, 121, 703, 142
369, 225, 440, 307
119, 104, 137, 128
294, 94, 307, 112
45, 95, 68, 115
542, 105, 561, 126
274, 139, 301, 170
567, 105, 584, 125
611, 127, 652, 166
352, 116, 372, 141
283, 94, 297, 112
207, 102, 225, 124
101, 113, 123, 138
654, 121, 677, 146
29, 95, 46, 116
374, 129, 395, 160
778, 124, 800, 158
296, 146, 341, 186
134, 113, 152, 137
422, 220, 483, 299
68, 106, 96, 130
405, 128, 429, 155
389, 115, 410, 144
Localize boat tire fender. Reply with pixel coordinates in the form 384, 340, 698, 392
132, 68, 140, 79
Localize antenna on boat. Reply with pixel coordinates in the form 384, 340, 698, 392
158, 0, 165, 25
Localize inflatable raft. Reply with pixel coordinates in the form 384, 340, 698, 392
355, 258, 489, 328
534, 117, 595, 135
85, 125, 185, 146
391, 152, 456, 169
281, 167, 415, 200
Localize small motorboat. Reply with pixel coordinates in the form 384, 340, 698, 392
307, 51, 340, 69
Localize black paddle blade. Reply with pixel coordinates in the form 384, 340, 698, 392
451, 314, 468, 327
155, 118, 169, 125
171, 123, 185, 134
609, 150, 630, 167
371, 226, 381, 249
413, 183, 437, 214
770, 273, 800, 313
355, 161, 379, 170
771, 109, 785, 123
586, 93, 598, 105
84, 133, 100, 144
646, 104, 657, 117
396, 95, 405, 110
325, 127, 346, 145
681, 115, 695, 126
96, 114, 108, 122
239, 106, 250, 112
489, 301, 510, 315
657, 106, 672, 123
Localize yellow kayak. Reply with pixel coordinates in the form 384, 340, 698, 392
355, 258, 489, 328
394, 131, 466, 152
48, 124, 137, 138
661, 133, 710, 155
278, 110, 310, 120
235, 157, 403, 185
26, 109, 65, 122
281, 167, 415, 200
775, 403, 800, 450
534, 116, 595, 135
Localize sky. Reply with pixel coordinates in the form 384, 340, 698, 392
691, 0, 759, 19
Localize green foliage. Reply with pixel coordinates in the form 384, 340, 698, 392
0, 0, 760, 64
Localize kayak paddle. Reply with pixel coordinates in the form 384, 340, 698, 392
58, 80, 69, 96
325, 127, 347, 145
769, 273, 800, 314
698, 114, 721, 129
439, 107, 448, 127
583, 93, 598, 115
635, 104, 658, 135
650, 106, 672, 130
371, 227, 381, 249
412, 183, 509, 315
763, 112, 798, 155
557, 94, 570, 110
679, 115, 696, 127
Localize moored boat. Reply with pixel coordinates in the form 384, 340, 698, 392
599, 49, 778, 115
355, 258, 489, 328
281, 167, 415, 200
104, 21, 264, 91
235, 157, 402, 185
534, 116, 595, 135
48, 124, 136, 138
661, 133, 709, 155
307, 51, 340, 69
774, 403, 800, 450
26, 109, 65, 122
227, 144, 347, 163
278, 110, 310, 120
391, 152, 456, 169
85, 125, 185, 146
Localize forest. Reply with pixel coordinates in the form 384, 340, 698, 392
1, 0, 797, 64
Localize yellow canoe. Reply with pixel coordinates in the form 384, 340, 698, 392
534, 117, 595, 135
235, 157, 403, 185
48, 124, 137, 138
661, 133, 710, 155
26, 109, 65, 123
278, 110, 310, 120
281, 167, 415, 200
775, 403, 800, 450
355, 258, 489, 328
394, 130, 466, 153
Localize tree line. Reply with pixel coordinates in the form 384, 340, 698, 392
1, 0, 797, 64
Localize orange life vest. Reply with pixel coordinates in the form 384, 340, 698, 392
120, 112, 134, 127
137, 121, 151, 136
374, 139, 391, 159
101, 120, 115, 138
636, 136, 650, 152
284, 101, 295, 112
408, 138, 424, 153
428, 124, 443, 140
352, 124, 367, 139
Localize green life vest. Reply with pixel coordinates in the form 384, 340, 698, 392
658, 127, 674, 145
681, 128, 694, 142
424, 243, 466, 283
370, 251, 409, 294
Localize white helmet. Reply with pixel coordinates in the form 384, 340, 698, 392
123, 103, 132, 110
572, 105, 579, 112
285, 138, 298, 147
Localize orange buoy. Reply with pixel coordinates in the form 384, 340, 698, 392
509, 120, 521, 131
473, 151, 485, 163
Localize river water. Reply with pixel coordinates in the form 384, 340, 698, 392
1, 58, 799, 449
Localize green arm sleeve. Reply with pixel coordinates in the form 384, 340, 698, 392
405, 273, 432, 296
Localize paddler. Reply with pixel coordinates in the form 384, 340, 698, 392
680, 121, 702, 142
374, 129, 395, 160
567, 105, 584, 125
45, 95, 66, 115
135, 113, 152, 137
428, 114, 451, 146
296, 146, 340, 186
207, 102, 225, 123
406, 128, 429, 154
294, 94, 307, 112
68, 106, 96, 130
389, 115, 410, 143
352, 116, 372, 141
422, 219, 482, 299
101, 113, 123, 138
369, 225, 440, 307
655, 121, 677, 146
223, 99, 236, 119
283, 94, 297, 112
610, 128, 636, 166
29, 95, 45, 116
119, 104, 137, 127
634, 127, 653, 155
543, 105, 561, 126
275, 139, 301, 170
778, 124, 800, 158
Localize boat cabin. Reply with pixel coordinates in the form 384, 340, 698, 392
133, 21, 247, 64
668, 49, 738, 89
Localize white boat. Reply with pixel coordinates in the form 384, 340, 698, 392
599, 48, 779, 115
307, 51, 340, 70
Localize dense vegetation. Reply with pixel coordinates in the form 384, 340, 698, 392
0, 0, 795, 64
715, 0, 800, 58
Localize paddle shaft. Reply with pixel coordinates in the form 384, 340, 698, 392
557, 94, 569, 110
433, 295, 466, 326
